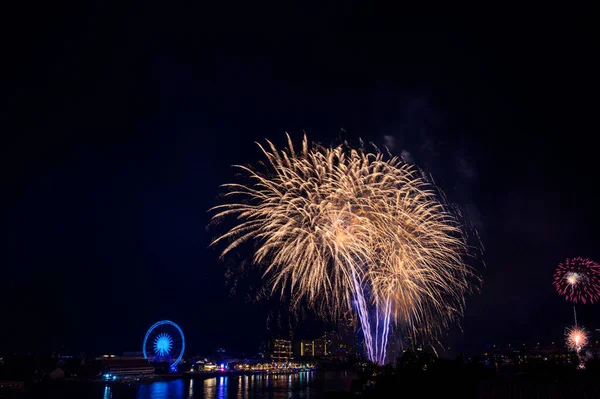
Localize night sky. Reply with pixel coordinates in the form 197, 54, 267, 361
1, 4, 598, 357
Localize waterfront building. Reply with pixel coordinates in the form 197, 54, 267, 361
261, 339, 293, 362
313, 332, 332, 357
299, 340, 315, 357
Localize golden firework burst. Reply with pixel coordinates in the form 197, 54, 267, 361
210, 134, 479, 359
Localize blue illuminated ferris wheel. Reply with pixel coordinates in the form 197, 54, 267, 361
143, 320, 185, 371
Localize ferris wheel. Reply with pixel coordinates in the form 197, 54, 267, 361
143, 320, 185, 371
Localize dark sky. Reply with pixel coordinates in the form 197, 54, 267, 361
1, 4, 598, 356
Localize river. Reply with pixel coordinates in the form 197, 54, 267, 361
31, 371, 356, 398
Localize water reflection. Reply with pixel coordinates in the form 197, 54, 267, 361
203, 377, 216, 399
149, 381, 167, 398
174, 380, 184, 397
217, 376, 228, 399
128, 371, 352, 399
137, 379, 184, 399
103, 385, 112, 399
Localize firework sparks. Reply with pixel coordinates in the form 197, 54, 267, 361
554, 257, 600, 304
566, 325, 588, 352
210, 135, 479, 363
566, 273, 579, 286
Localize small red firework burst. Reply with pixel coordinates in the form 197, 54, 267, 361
566, 325, 588, 351
554, 257, 600, 304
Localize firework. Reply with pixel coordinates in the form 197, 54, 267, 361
554, 257, 600, 304
566, 325, 588, 352
210, 135, 479, 363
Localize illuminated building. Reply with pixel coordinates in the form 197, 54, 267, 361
272, 339, 292, 362
313, 332, 332, 357
297, 318, 359, 359
295, 333, 334, 358
295, 329, 360, 359
194, 360, 217, 371
300, 340, 314, 357
262, 339, 293, 362
99, 352, 155, 379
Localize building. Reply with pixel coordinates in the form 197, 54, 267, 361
335, 317, 360, 357
299, 318, 359, 359
272, 339, 292, 362
299, 340, 315, 357
295, 333, 335, 358
313, 332, 333, 357
99, 352, 154, 379
261, 339, 293, 362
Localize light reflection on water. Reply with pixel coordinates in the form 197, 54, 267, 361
137, 380, 185, 399
217, 376, 227, 399
126, 371, 353, 399
203, 377, 216, 399
104, 385, 112, 399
